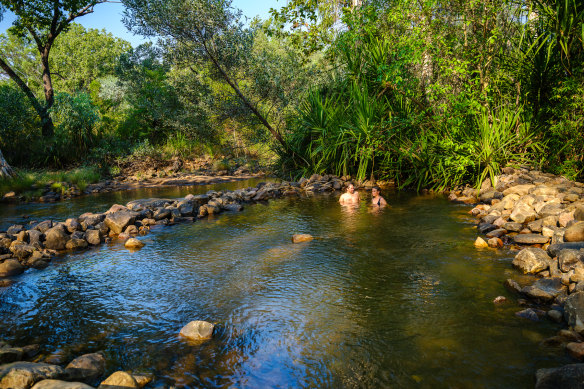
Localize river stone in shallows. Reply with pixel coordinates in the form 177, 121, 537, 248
65, 352, 105, 382
486, 228, 506, 238
97, 371, 139, 389
521, 277, 566, 303
104, 212, 136, 234
565, 222, 584, 242
179, 320, 214, 341
292, 234, 314, 243
124, 238, 144, 249
565, 292, 584, 330
513, 234, 550, 245
223, 203, 243, 212
78, 213, 105, 227
0, 259, 24, 277
31, 380, 94, 389
513, 247, 552, 274
0, 362, 66, 389
43, 227, 69, 250
536, 363, 584, 389
0, 347, 23, 364
65, 239, 88, 251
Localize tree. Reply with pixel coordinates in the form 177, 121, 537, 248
122, 0, 288, 150
0, 0, 108, 138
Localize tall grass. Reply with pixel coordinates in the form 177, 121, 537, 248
0, 167, 102, 196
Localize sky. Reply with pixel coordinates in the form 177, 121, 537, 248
0, 0, 279, 47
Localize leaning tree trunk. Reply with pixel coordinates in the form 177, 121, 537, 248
0, 149, 15, 178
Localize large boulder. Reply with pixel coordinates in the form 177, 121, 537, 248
65, 352, 105, 382
43, 227, 69, 250
0, 362, 65, 389
97, 371, 138, 389
565, 222, 584, 242
536, 363, 584, 389
179, 320, 214, 341
0, 259, 24, 277
513, 247, 552, 274
104, 212, 136, 235
565, 292, 584, 330
31, 380, 94, 389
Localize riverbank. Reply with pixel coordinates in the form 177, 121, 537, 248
0, 156, 266, 204
448, 167, 584, 388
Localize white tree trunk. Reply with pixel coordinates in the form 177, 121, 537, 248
0, 149, 15, 178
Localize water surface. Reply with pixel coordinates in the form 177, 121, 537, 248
0, 188, 569, 388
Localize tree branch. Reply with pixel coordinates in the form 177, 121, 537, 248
0, 56, 44, 116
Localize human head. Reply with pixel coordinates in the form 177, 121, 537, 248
346, 184, 355, 193
372, 186, 381, 196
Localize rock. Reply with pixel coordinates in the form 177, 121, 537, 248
124, 225, 139, 236
559, 329, 583, 343
487, 237, 504, 248
33, 221, 53, 234
64, 219, 82, 233
85, 230, 101, 246
565, 222, 584, 242
44, 227, 69, 250
177, 201, 194, 216
513, 233, 549, 245
124, 238, 144, 249
131, 373, 153, 388
65, 352, 105, 382
528, 219, 544, 233
493, 296, 507, 304
31, 380, 94, 389
504, 222, 523, 232
510, 203, 537, 224
152, 208, 171, 221
65, 239, 88, 251
539, 203, 565, 218
559, 249, 584, 272
105, 204, 130, 214
477, 223, 497, 234
7, 225, 25, 235
521, 277, 566, 302
576, 206, 584, 221
104, 212, 136, 235
515, 308, 539, 321
513, 247, 552, 274
567, 343, 584, 360
0, 347, 23, 364
78, 213, 105, 227
473, 236, 488, 248
292, 234, 314, 243
179, 320, 214, 341
503, 184, 535, 196
565, 292, 584, 330
486, 228, 506, 238
28, 230, 43, 246
0, 362, 65, 389
548, 309, 564, 323
126, 198, 173, 210
223, 203, 243, 212
536, 363, 584, 389
560, 212, 576, 228
98, 371, 139, 389
0, 259, 24, 277
548, 243, 584, 257
505, 279, 522, 293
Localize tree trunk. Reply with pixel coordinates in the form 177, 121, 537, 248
0, 149, 15, 179
41, 53, 55, 137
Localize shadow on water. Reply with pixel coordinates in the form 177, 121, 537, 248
0, 188, 571, 388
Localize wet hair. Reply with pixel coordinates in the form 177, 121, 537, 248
372, 186, 381, 193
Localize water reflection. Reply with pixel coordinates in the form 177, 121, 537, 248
0, 192, 570, 388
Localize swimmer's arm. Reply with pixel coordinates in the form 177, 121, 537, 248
379, 197, 387, 206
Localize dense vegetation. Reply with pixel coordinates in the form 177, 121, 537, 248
0, 0, 582, 190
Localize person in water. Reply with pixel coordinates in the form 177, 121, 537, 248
371, 186, 387, 207
339, 183, 360, 204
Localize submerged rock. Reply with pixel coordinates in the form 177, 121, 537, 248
292, 234, 314, 243
179, 320, 214, 341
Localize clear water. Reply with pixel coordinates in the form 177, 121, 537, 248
0, 186, 569, 388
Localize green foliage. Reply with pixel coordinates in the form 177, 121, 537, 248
0, 166, 101, 197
